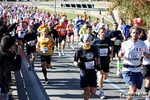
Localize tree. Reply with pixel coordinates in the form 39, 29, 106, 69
106, 0, 150, 29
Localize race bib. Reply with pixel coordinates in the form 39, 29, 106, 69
99, 48, 108, 56
30, 40, 35, 46
61, 29, 65, 34
114, 39, 121, 45
69, 27, 73, 30
79, 24, 83, 28
128, 52, 140, 60
18, 31, 25, 38
41, 47, 48, 53
85, 61, 95, 69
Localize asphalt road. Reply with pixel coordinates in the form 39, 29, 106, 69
10, 41, 146, 100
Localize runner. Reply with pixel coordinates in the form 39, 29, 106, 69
16, 20, 28, 57
75, 15, 84, 44
66, 19, 74, 49
55, 19, 67, 57
24, 25, 37, 71
74, 34, 101, 100
118, 26, 148, 100
36, 28, 55, 84
107, 22, 124, 76
47, 21, 58, 55
142, 28, 150, 100
79, 21, 89, 38
91, 27, 113, 99
37, 20, 48, 38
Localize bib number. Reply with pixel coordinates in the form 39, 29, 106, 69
42, 47, 48, 53
30, 40, 35, 46
114, 39, 121, 45
99, 48, 108, 56
18, 31, 25, 38
61, 29, 65, 34
85, 61, 95, 69
128, 53, 140, 60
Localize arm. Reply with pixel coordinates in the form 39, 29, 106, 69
118, 49, 124, 58
2, 54, 21, 71
95, 47, 101, 71
37, 26, 42, 33
109, 46, 114, 61
74, 50, 80, 67
50, 36, 56, 46
7, 23, 17, 32
36, 41, 40, 52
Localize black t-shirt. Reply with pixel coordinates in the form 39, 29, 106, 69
48, 28, 58, 38
24, 32, 37, 47
74, 45, 100, 77
108, 30, 123, 47
91, 37, 113, 64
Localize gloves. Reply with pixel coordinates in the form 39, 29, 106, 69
77, 62, 85, 70
77, 62, 83, 68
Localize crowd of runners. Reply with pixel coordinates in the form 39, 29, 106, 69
0, 2, 150, 100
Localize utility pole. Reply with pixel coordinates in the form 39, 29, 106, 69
54, 0, 56, 13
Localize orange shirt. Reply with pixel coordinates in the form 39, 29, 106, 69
55, 24, 66, 36
83, 14, 87, 21
67, 24, 74, 33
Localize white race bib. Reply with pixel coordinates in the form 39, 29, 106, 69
30, 40, 35, 46
18, 31, 25, 38
114, 39, 121, 45
99, 48, 108, 56
79, 24, 83, 28
42, 47, 48, 53
69, 27, 73, 30
61, 29, 65, 34
85, 61, 95, 69
129, 53, 139, 59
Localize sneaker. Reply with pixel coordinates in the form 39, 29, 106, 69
58, 52, 61, 57
55, 47, 58, 51
31, 62, 34, 69
62, 51, 65, 55
116, 70, 121, 76
47, 65, 52, 69
45, 81, 50, 84
71, 46, 74, 49
99, 91, 106, 99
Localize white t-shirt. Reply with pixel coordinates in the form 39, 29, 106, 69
142, 40, 150, 65
121, 39, 147, 72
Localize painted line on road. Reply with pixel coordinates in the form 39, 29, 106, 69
64, 51, 127, 93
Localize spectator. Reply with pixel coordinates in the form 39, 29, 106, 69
0, 35, 21, 100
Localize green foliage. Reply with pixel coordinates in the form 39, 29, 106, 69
107, 0, 150, 29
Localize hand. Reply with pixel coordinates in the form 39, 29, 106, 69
111, 37, 117, 41
143, 50, 147, 57
28, 42, 31, 45
74, 62, 78, 66
36, 48, 39, 53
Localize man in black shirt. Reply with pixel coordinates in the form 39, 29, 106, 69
107, 22, 124, 76
74, 34, 101, 100
91, 27, 113, 99
24, 25, 37, 71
